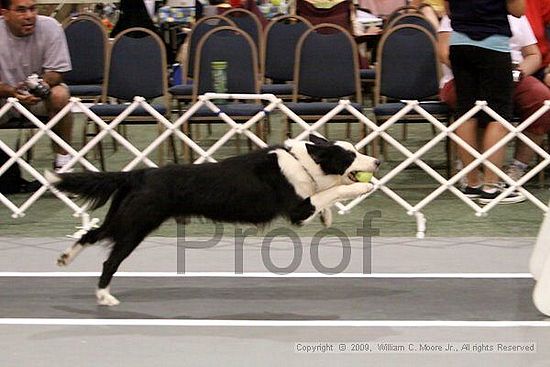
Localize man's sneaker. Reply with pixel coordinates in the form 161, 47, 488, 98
53, 161, 74, 174
460, 185, 484, 198
477, 185, 526, 205
53, 154, 74, 173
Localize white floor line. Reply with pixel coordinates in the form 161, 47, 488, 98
0, 272, 534, 278
0, 318, 549, 327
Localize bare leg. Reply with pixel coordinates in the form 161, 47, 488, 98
482, 121, 509, 185
46, 85, 73, 155
514, 131, 545, 165
455, 118, 482, 186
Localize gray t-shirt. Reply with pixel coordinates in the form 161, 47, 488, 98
0, 15, 71, 87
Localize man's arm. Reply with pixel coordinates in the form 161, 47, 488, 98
507, 0, 525, 17
0, 83, 17, 98
519, 43, 542, 77
438, 31, 451, 67
42, 71, 64, 89
0, 82, 41, 105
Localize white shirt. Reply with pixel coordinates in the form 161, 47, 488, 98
438, 15, 537, 87
0, 15, 71, 87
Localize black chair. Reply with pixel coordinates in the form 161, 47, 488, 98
183, 26, 264, 161
373, 24, 451, 171
260, 15, 312, 100
169, 15, 236, 112
89, 27, 176, 169
63, 14, 110, 162
384, 4, 418, 26
62, 14, 108, 102
223, 8, 263, 55
385, 13, 436, 35
285, 23, 363, 138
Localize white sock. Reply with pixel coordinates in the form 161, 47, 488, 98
512, 159, 528, 171
55, 153, 71, 166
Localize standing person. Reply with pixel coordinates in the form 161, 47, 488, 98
110, 0, 158, 38
445, 0, 525, 204
0, 0, 73, 172
439, 14, 550, 185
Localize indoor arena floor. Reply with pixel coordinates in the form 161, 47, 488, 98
2, 121, 550, 365
2, 236, 550, 366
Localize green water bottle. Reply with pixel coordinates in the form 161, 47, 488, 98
211, 61, 228, 104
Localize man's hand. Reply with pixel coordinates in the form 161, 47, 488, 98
14, 83, 41, 105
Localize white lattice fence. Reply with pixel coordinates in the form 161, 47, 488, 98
0, 93, 548, 238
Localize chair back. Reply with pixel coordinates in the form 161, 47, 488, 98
375, 24, 440, 102
193, 26, 259, 98
384, 4, 418, 25
386, 13, 436, 35
62, 15, 108, 85
179, 15, 236, 84
293, 23, 361, 100
103, 27, 168, 102
262, 15, 312, 82
223, 8, 263, 53
295, 0, 354, 33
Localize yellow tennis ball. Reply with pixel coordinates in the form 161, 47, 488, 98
355, 171, 373, 183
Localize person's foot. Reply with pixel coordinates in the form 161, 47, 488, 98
54, 153, 73, 173
460, 185, 484, 198
477, 184, 526, 205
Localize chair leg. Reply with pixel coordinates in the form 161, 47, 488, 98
401, 123, 408, 140
182, 122, 192, 163
538, 133, 549, 187
97, 136, 105, 171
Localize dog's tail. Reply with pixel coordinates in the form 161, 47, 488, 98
45, 170, 140, 210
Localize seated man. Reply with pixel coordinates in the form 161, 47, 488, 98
438, 14, 550, 188
0, 0, 73, 172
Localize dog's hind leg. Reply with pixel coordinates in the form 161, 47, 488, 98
57, 228, 105, 267
95, 196, 168, 306
95, 240, 141, 306
58, 188, 129, 267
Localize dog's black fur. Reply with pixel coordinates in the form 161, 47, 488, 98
49, 135, 379, 305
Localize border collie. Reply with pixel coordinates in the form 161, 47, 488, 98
47, 135, 379, 306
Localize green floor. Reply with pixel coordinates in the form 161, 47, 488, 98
1, 112, 547, 237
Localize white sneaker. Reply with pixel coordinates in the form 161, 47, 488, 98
477, 184, 526, 205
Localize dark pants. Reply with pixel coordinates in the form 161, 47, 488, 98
449, 45, 513, 124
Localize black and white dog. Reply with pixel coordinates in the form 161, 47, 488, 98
47, 135, 379, 306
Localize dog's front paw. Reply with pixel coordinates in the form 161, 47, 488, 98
341, 182, 374, 199
96, 288, 120, 306
320, 208, 333, 227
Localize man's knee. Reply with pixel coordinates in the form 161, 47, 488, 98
47, 85, 70, 111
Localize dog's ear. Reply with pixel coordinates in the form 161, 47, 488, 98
306, 143, 326, 165
309, 134, 330, 146
306, 144, 355, 175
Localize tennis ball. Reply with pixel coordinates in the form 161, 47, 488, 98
355, 171, 373, 183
